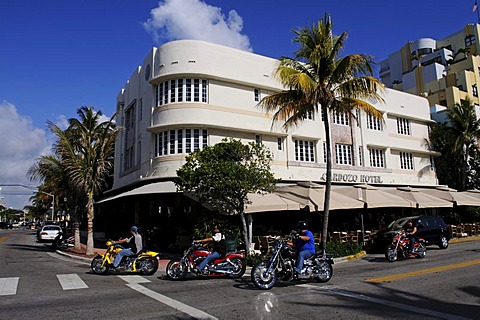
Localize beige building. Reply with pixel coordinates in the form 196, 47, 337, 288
112, 39, 438, 194
380, 24, 480, 110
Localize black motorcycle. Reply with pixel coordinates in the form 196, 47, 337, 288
51, 231, 74, 249
251, 232, 334, 290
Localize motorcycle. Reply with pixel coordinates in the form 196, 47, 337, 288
51, 231, 74, 249
250, 233, 334, 290
166, 241, 246, 280
91, 240, 159, 275
385, 231, 426, 262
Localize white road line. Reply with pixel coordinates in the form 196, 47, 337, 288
299, 284, 472, 320
120, 276, 217, 320
57, 274, 88, 290
0, 277, 19, 296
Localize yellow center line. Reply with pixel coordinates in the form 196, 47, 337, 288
366, 259, 480, 283
0, 235, 8, 245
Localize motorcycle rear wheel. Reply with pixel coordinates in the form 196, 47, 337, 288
385, 246, 398, 262
251, 260, 278, 290
226, 258, 246, 279
139, 257, 159, 275
166, 258, 187, 280
91, 256, 109, 274
313, 261, 333, 283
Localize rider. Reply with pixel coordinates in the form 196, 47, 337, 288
403, 219, 418, 255
112, 226, 143, 268
194, 224, 225, 274
293, 220, 315, 276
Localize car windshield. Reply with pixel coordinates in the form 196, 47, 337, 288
387, 217, 415, 230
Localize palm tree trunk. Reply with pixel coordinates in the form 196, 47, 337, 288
321, 104, 332, 255
74, 221, 81, 251
86, 193, 95, 256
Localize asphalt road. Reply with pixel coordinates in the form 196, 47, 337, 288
1, 228, 479, 319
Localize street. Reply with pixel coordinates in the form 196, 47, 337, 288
1, 228, 479, 319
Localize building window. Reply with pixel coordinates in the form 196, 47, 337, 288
430, 155, 435, 171
277, 137, 283, 151
139, 98, 143, 121
335, 144, 352, 165
473, 84, 478, 97
255, 134, 262, 144
400, 152, 414, 170
154, 128, 208, 156
304, 111, 314, 120
156, 78, 208, 105
369, 148, 385, 168
366, 114, 382, 131
359, 146, 363, 166
254, 89, 260, 102
397, 117, 411, 135
123, 102, 136, 171
333, 111, 349, 125
295, 140, 315, 162
465, 35, 476, 47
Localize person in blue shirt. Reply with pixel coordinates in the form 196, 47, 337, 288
293, 220, 315, 275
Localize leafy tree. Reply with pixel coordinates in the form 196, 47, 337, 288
176, 138, 278, 253
258, 14, 383, 254
430, 99, 480, 190
29, 106, 117, 255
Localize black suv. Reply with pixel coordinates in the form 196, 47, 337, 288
374, 215, 450, 250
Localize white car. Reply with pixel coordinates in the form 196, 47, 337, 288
37, 225, 62, 242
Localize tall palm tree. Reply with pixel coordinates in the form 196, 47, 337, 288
259, 14, 384, 254
49, 106, 117, 255
431, 99, 480, 190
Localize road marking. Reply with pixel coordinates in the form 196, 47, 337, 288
300, 284, 471, 320
0, 235, 8, 245
118, 275, 151, 284
365, 259, 480, 283
57, 274, 88, 290
0, 277, 19, 295
120, 277, 217, 320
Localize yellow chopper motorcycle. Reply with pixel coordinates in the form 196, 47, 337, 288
91, 240, 159, 275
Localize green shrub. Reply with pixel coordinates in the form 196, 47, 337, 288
323, 241, 363, 258
246, 253, 265, 267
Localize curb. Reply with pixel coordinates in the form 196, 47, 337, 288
449, 236, 480, 244
334, 250, 367, 264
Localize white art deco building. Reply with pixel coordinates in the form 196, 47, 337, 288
111, 39, 438, 193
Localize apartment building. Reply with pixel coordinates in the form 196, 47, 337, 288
380, 24, 480, 110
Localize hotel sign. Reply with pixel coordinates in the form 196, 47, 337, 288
321, 172, 384, 184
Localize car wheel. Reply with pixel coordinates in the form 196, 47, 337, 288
438, 235, 449, 249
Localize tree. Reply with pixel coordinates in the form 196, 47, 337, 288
47, 106, 117, 255
430, 99, 480, 190
258, 14, 383, 254
175, 138, 277, 253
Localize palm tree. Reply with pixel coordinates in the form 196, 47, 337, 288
431, 99, 480, 190
49, 106, 117, 255
259, 14, 383, 254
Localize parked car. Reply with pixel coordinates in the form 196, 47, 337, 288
373, 215, 450, 251
0, 222, 13, 229
37, 225, 62, 242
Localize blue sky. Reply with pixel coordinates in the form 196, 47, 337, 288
0, 0, 477, 210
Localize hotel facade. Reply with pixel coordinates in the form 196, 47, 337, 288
97, 40, 441, 246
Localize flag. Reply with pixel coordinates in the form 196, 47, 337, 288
474, 1, 478, 12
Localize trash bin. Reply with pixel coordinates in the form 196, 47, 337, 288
224, 239, 237, 252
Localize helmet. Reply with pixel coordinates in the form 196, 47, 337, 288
130, 226, 138, 233
296, 220, 308, 231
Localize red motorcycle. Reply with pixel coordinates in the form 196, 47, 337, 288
166, 241, 246, 280
385, 231, 426, 262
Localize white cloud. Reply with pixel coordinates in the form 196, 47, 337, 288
143, 0, 252, 52
0, 101, 50, 210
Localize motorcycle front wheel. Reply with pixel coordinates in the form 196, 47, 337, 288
385, 246, 398, 262
416, 244, 427, 258
313, 261, 333, 283
138, 257, 159, 275
166, 258, 188, 280
251, 260, 278, 290
227, 258, 246, 279
91, 255, 109, 274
